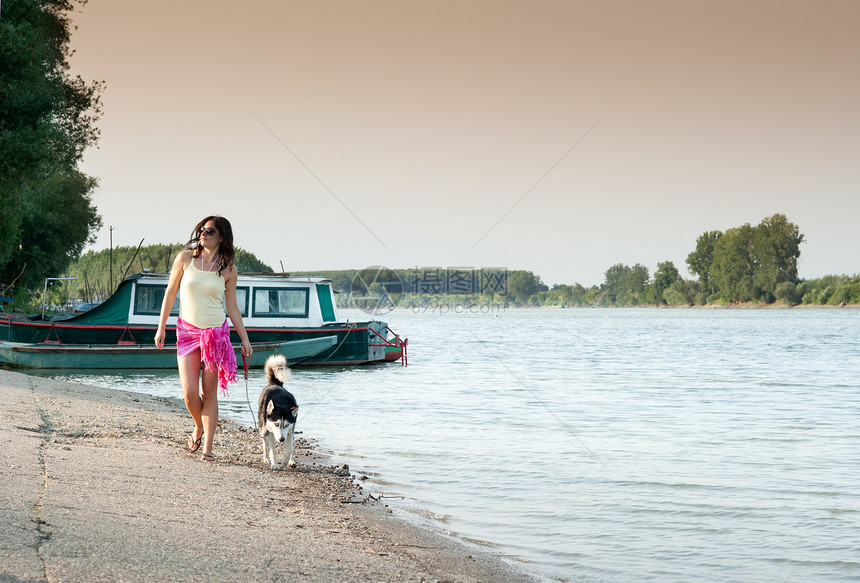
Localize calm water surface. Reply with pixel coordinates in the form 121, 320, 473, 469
45, 308, 860, 582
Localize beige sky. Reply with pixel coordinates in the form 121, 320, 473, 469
69, 0, 860, 285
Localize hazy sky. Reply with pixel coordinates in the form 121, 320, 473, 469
68, 0, 860, 286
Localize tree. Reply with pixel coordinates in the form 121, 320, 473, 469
602, 263, 649, 306
602, 263, 631, 305
751, 213, 804, 296
774, 281, 799, 306
705, 214, 804, 303
234, 249, 274, 273
652, 261, 681, 305
710, 223, 757, 302
0, 0, 103, 293
551, 283, 590, 307
626, 263, 649, 305
507, 270, 547, 303
663, 280, 700, 306
686, 230, 722, 297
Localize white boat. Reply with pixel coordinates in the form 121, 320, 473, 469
0, 272, 407, 368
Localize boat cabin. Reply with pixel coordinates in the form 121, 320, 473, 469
112, 272, 340, 329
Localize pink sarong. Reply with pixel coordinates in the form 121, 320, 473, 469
176, 317, 237, 396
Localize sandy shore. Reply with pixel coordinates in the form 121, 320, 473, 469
0, 369, 534, 583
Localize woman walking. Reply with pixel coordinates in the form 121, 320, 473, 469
155, 216, 252, 461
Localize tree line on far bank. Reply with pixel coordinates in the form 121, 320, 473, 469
542, 272, 860, 308
541, 214, 857, 308
10, 214, 860, 312
305, 213, 856, 309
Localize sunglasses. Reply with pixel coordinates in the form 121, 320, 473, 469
200, 227, 218, 236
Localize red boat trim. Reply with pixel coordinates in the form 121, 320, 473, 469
8, 321, 367, 334
8, 321, 168, 331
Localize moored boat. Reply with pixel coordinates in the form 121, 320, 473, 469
0, 336, 337, 369
0, 272, 407, 367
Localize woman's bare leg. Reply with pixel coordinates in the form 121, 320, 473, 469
178, 351, 204, 444
199, 366, 219, 457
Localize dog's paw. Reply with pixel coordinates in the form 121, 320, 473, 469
269, 463, 281, 470
288, 458, 297, 469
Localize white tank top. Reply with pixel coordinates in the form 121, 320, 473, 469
179, 260, 226, 329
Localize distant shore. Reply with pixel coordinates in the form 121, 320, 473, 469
0, 369, 534, 582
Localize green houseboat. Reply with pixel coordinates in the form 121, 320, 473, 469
0, 272, 407, 368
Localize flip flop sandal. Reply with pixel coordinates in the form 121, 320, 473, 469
200, 453, 216, 462
188, 433, 203, 453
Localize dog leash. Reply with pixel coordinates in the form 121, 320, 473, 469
243, 353, 258, 432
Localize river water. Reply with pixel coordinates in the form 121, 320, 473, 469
40, 308, 860, 582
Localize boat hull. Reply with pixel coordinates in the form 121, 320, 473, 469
0, 336, 337, 370
0, 272, 407, 367
0, 320, 394, 365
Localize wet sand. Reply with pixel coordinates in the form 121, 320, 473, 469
0, 369, 534, 582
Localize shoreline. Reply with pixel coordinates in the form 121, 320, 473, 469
371, 302, 860, 311
0, 369, 535, 582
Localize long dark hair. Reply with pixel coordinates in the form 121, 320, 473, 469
185, 215, 235, 276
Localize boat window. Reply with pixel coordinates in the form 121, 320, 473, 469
134, 284, 178, 316
252, 287, 308, 318
316, 284, 336, 322
236, 286, 249, 317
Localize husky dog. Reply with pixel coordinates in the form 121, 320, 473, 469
258, 354, 299, 470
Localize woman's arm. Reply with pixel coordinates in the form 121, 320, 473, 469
224, 265, 252, 357
154, 252, 188, 349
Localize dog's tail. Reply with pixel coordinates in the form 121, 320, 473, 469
264, 354, 291, 386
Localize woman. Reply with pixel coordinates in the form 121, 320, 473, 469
155, 216, 252, 462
